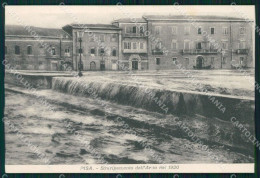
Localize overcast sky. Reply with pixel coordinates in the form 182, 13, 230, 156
5, 5, 255, 29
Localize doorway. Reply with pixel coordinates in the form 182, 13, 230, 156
100, 61, 105, 71
196, 56, 204, 69
132, 60, 138, 70
90, 61, 96, 71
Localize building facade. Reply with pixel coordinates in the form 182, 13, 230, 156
112, 18, 149, 70
5, 15, 253, 71
63, 24, 121, 71
144, 15, 253, 70
5, 35, 73, 71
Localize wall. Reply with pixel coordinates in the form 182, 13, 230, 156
5, 35, 73, 71
72, 28, 120, 71
147, 20, 253, 70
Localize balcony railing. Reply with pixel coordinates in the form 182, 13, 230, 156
236, 49, 249, 54
152, 49, 164, 55
182, 49, 218, 55
124, 33, 146, 37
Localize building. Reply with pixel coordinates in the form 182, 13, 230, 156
5, 25, 73, 71
62, 24, 121, 71
143, 15, 254, 70
112, 18, 149, 70
5, 15, 253, 71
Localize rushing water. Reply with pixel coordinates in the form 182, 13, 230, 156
5, 88, 254, 165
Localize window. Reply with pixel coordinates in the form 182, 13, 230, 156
156, 58, 160, 65
100, 48, 105, 55
140, 42, 144, 49
210, 42, 215, 50
15, 45, 20, 55
210, 27, 215, 35
240, 27, 246, 35
39, 61, 43, 65
133, 42, 137, 49
105, 47, 110, 56
222, 57, 226, 64
65, 48, 70, 54
238, 41, 246, 49
156, 42, 162, 49
65, 48, 70, 56
140, 26, 144, 34
133, 26, 137, 33
240, 57, 244, 64
222, 42, 228, 49
27, 46, 32, 55
5, 46, 7, 54
124, 42, 131, 49
65, 48, 70, 53
172, 57, 177, 64
111, 34, 117, 42
223, 27, 228, 35
211, 57, 214, 65
198, 27, 202, 34
172, 26, 177, 35
185, 57, 189, 65
100, 35, 105, 42
155, 26, 161, 35
196, 42, 202, 49
184, 41, 190, 50
184, 26, 190, 35
112, 48, 117, 56
171, 40, 177, 50
51, 48, 56, 55
90, 48, 95, 55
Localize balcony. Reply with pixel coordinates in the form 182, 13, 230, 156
182, 49, 218, 55
124, 33, 146, 37
236, 49, 249, 54
152, 49, 164, 55
123, 48, 147, 54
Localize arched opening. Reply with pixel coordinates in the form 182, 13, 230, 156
90, 61, 96, 71
196, 56, 204, 69
129, 54, 141, 70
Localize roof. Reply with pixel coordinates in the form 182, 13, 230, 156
65, 24, 121, 30
142, 15, 252, 21
5, 25, 71, 38
112, 18, 146, 23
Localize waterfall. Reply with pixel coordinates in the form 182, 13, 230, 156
52, 77, 254, 124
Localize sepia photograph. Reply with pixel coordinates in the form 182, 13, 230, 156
2, 4, 257, 173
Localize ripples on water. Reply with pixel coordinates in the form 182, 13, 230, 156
4, 91, 254, 165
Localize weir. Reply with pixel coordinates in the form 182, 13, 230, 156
52, 77, 254, 126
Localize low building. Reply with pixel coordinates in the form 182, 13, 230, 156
5, 25, 73, 71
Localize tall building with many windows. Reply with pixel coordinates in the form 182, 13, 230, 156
143, 15, 254, 70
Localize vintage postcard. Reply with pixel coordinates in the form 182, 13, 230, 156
3, 4, 256, 173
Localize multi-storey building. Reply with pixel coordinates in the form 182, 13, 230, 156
5, 15, 253, 71
143, 15, 254, 70
5, 26, 73, 71
62, 24, 121, 71
112, 18, 149, 70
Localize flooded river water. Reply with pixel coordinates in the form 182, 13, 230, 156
4, 88, 253, 165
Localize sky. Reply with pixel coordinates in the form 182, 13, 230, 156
5, 5, 255, 29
